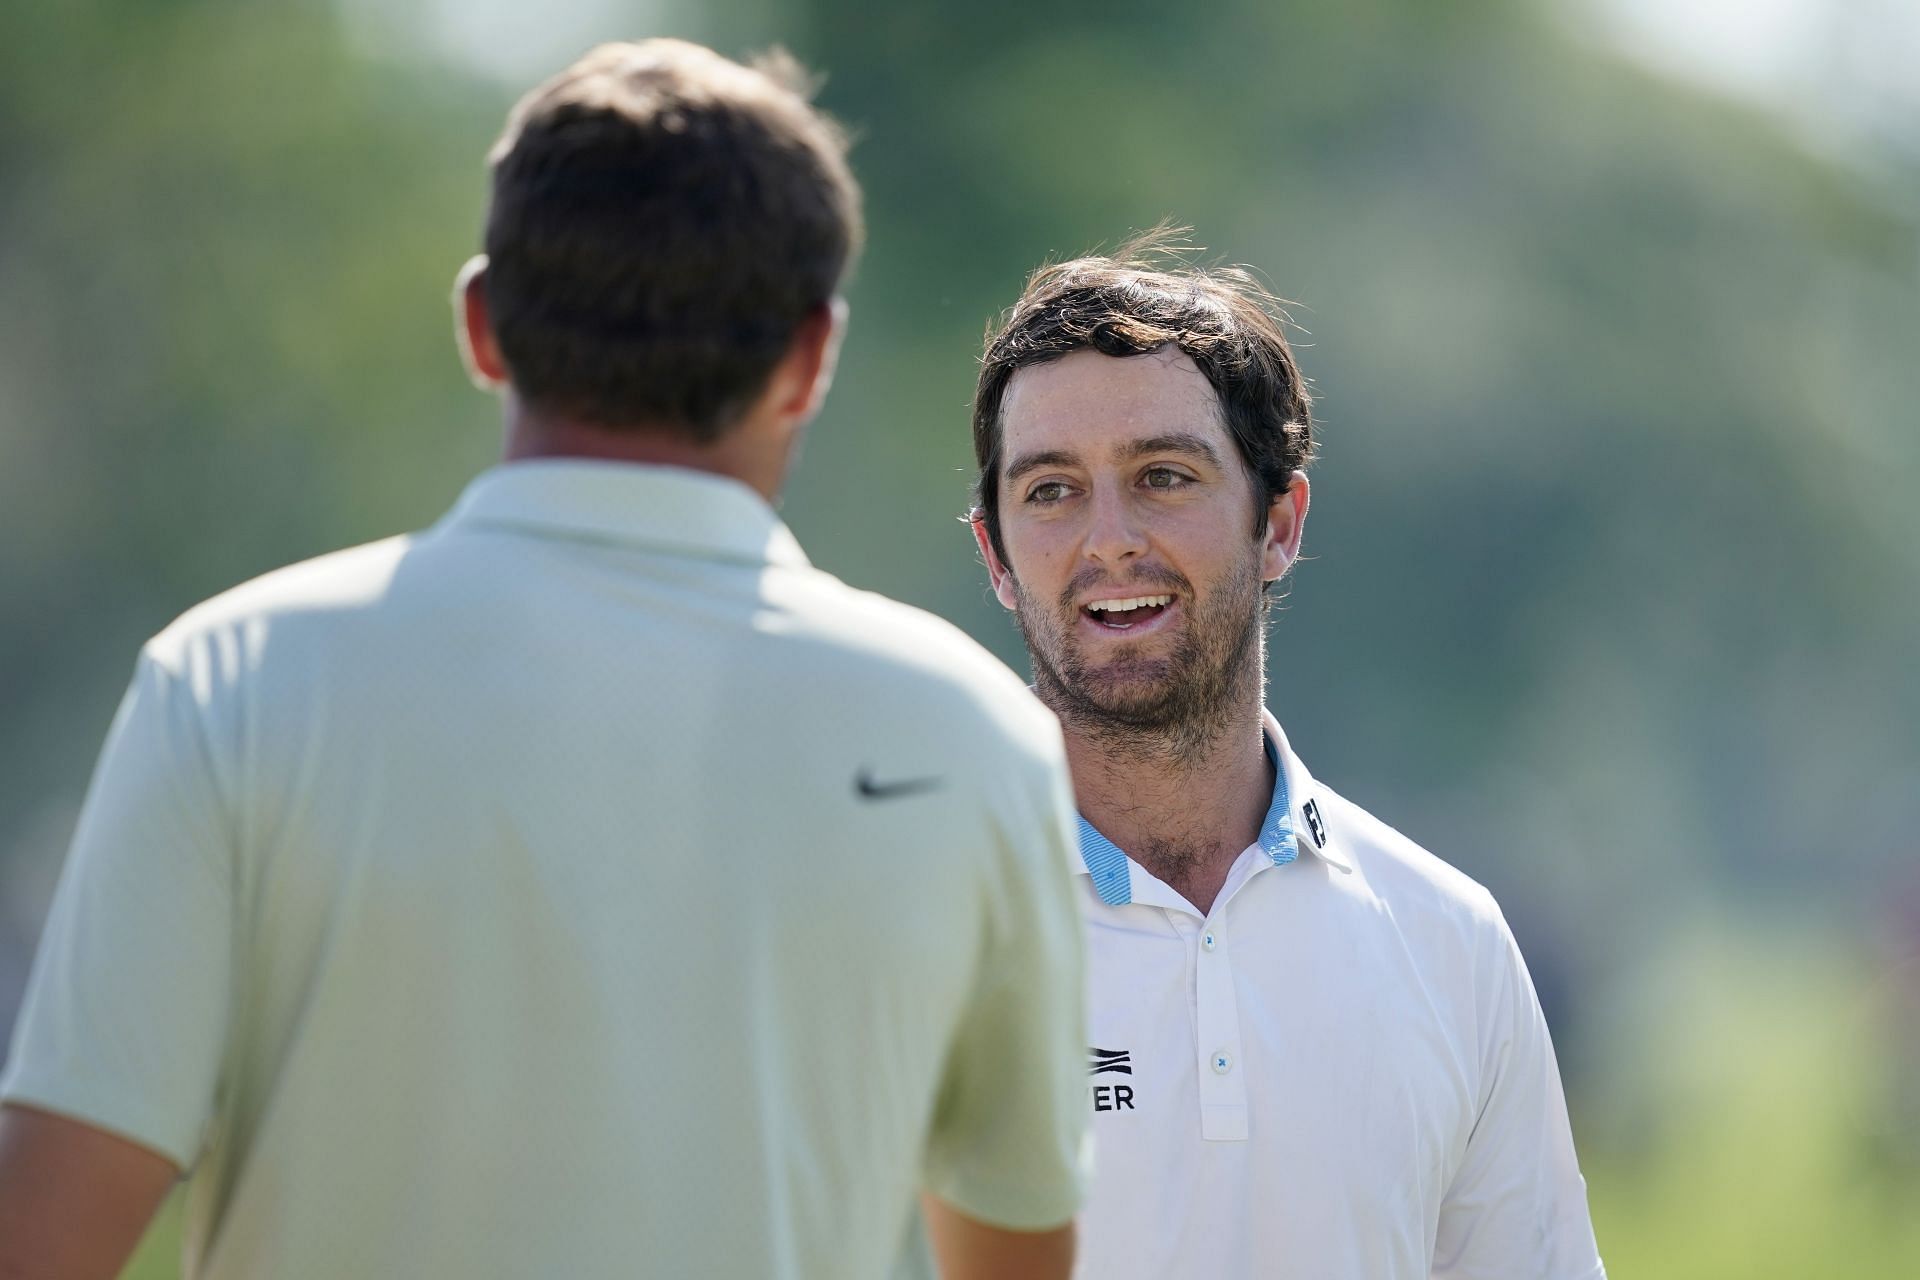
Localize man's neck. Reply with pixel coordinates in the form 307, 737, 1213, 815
502, 402, 789, 502
1059, 696, 1273, 917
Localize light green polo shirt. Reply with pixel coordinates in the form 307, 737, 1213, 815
2, 460, 1089, 1279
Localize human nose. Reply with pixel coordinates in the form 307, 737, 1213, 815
1082, 485, 1147, 565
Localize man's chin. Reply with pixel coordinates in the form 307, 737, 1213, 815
1059, 661, 1188, 725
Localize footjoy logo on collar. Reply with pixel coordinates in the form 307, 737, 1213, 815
854, 769, 943, 801
1303, 798, 1327, 847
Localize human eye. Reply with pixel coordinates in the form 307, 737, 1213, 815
1024, 480, 1073, 504
1140, 465, 1193, 491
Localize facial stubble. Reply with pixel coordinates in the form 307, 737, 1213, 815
1009, 547, 1270, 766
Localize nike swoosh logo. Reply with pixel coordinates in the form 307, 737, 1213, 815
855, 769, 943, 801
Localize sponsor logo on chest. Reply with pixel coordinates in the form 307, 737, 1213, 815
1088, 1046, 1137, 1113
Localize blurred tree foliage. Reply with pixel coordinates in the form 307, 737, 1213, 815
3, 0, 1917, 1273
0, 0, 505, 1013
763, 0, 1920, 1049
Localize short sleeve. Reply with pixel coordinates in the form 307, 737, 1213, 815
0, 648, 234, 1169
920, 747, 1091, 1230
1432, 907, 1606, 1279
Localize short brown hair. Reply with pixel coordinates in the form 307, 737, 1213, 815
484, 40, 862, 439
971, 232, 1314, 567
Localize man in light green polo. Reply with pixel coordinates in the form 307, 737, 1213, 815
0, 40, 1087, 1280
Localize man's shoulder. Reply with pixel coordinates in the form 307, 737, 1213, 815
1315, 783, 1503, 932
765, 566, 1055, 736
145, 534, 417, 669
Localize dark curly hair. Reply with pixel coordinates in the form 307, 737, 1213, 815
971, 229, 1314, 567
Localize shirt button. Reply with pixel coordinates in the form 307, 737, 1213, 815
1201, 931, 1217, 952
1212, 1051, 1233, 1075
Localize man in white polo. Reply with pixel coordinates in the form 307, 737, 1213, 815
967, 237, 1606, 1279
0, 41, 1088, 1280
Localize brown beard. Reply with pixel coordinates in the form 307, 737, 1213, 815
1010, 546, 1269, 767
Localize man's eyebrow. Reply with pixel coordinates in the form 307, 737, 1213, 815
1003, 434, 1225, 487
1003, 448, 1082, 485
1122, 433, 1224, 466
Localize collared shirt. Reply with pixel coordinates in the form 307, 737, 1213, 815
1071, 712, 1605, 1280
2, 460, 1090, 1280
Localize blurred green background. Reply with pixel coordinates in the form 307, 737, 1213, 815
4, 0, 1918, 1275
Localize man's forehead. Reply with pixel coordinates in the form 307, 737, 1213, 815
1000, 347, 1227, 458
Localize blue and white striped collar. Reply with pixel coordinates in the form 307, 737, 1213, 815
1075, 711, 1351, 907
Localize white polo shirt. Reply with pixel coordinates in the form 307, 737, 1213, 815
2, 460, 1090, 1279
1072, 713, 1604, 1279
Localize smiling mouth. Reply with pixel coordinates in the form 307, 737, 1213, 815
1082, 594, 1174, 630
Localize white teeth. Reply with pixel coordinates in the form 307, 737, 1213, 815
1086, 595, 1173, 612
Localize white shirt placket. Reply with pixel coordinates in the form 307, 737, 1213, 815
1192, 906, 1250, 1141
1169, 846, 1274, 1145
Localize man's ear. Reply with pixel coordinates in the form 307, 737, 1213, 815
452, 255, 509, 391
1260, 470, 1311, 582
970, 510, 1019, 611
768, 297, 849, 426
